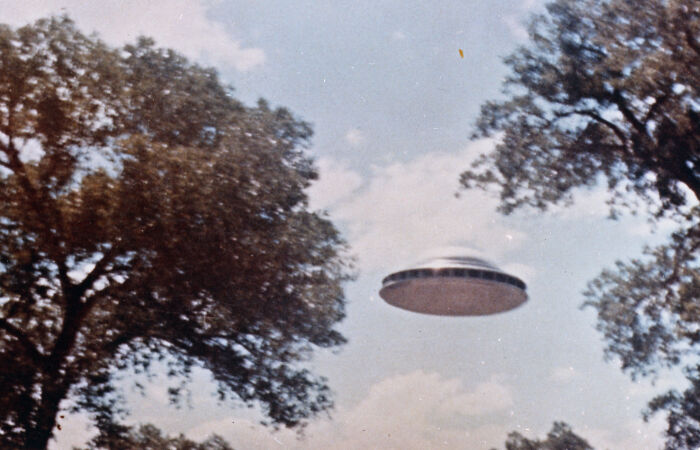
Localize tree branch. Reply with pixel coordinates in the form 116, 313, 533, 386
0, 317, 45, 366
663, 238, 699, 287
685, 27, 700, 57
643, 94, 670, 125
610, 89, 648, 137
45, 247, 127, 382
0, 139, 71, 291
572, 108, 628, 144
74, 247, 119, 301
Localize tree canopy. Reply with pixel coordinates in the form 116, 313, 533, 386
582, 206, 700, 448
462, 0, 698, 218
0, 16, 352, 449
498, 422, 594, 450
460, 0, 699, 448
77, 423, 234, 450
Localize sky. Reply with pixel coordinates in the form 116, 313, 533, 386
0, 1, 686, 448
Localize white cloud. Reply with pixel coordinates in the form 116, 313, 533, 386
502, 262, 536, 284
547, 181, 695, 238
317, 139, 529, 273
50, 411, 94, 450
625, 372, 686, 399
391, 30, 407, 41
307, 158, 364, 211
626, 215, 683, 237
502, 15, 529, 41
502, 0, 547, 41
344, 128, 365, 146
187, 371, 514, 450
550, 366, 578, 383
350, 371, 513, 421
522, 0, 540, 10
0, 0, 264, 71
583, 416, 666, 450
546, 185, 612, 220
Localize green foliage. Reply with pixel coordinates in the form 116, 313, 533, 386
0, 16, 352, 449
75, 423, 234, 450
583, 211, 699, 379
583, 209, 699, 449
461, 0, 699, 218
499, 422, 594, 450
461, 0, 699, 447
645, 365, 700, 450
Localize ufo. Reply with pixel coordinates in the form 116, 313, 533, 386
379, 255, 527, 316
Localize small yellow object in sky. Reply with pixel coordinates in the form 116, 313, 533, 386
459, 49, 464, 58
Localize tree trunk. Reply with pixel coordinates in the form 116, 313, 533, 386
24, 383, 67, 450
21, 289, 92, 448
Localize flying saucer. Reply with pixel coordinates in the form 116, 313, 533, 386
379, 255, 527, 316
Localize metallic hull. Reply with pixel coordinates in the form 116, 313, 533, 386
379, 277, 527, 316
379, 256, 528, 316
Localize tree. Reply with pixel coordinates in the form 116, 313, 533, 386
76, 423, 234, 450
462, 0, 698, 217
459, 0, 699, 448
0, 17, 352, 449
582, 209, 700, 449
497, 421, 594, 450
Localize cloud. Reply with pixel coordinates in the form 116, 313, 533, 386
522, 0, 541, 10
544, 186, 610, 220
583, 416, 666, 450
344, 128, 365, 146
391, 31, 407, 41
501, 262, 536, 285
186, 371, 514, 449
50, 411, 94, 450
625, 372, 685, 399
502, 0, 547, 41
550, 366, 578, 383
312, 139, 529, 273
502, 15, 529, 41
307, 158, 364, 211
0, 0, 265, 71
626, 214, 684, 238
348, 371, 513, 422
57, 367, 666, 450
